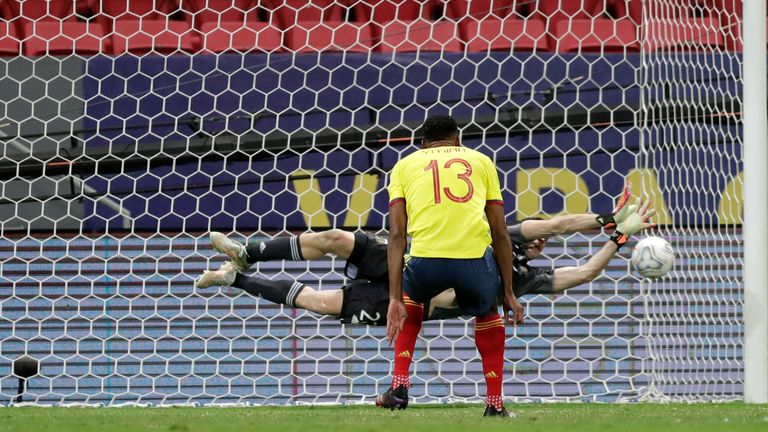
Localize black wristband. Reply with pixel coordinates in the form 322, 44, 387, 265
609, 231, 628, 249
596, 213, 616, 229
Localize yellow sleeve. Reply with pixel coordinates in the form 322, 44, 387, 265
387, 160, 405, 205
483, 156, 504, 204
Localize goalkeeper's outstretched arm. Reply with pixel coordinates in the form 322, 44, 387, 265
550, 198, 656, 292
515, 182, 633, 240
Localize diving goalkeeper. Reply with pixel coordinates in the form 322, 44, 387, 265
196, 187, 655, 325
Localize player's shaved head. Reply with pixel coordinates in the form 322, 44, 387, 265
422, 115, 459, 145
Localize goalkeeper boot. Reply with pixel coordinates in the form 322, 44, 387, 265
196, 262, 237, 289
210, 232, 249, 272
375, 385, 408, 410
483, 405, 517, 418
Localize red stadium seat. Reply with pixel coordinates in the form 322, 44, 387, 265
554, 18, 638, 52
535, 0, 601, 21
5, 0, 75, 22
643, 17, 725, 51
181, 0, 252, 26
713, 0, 743, 51
608, 0, 641, 22
0, 21, 21, 56
377, 19, 462, 52
266, 0, 344, 26
24, 20, 108, 56
111, 19, 199, 54
463, 17, 548, 51
446, 0, 525, 20
285, 21, 373, 53
530, 0, 602, 47
352, 0, 428, 22
199, 21, 282, 53
102, 0, 171, 19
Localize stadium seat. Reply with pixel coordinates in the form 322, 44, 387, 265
0, 21, 21, 56
712, 0, 743, 51
554, 18, 638, 52
23, 20, 108, 56
530, 0, 602, 47
643, 16, 725, 51
180, 0, 252, 26
377, 19, 462, 52
446, 0, 525, 20
352, 0, 428, 22
535, 0, 602, 21
199, 21, 282, 53
285, 21, 373, 53
5, 0, 75, 22
101, 0, 176, 19
111, 20, 199, 54
462, 17, 548, 52
608, 0, 641, 22
266, 0, 345, 26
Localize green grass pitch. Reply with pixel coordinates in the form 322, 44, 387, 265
2, 403, 768, 432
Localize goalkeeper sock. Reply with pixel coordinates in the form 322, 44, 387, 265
232, 273, 305, 307
392, 294, 424, 389
245, 236, 304, 264
474, 312, 505, 411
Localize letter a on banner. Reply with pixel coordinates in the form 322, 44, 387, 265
292, 169, 379, 228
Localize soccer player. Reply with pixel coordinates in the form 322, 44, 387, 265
195, 199, 654, 325
382, 114, 520, 417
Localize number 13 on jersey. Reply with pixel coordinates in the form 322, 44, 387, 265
424, 158, 474, 204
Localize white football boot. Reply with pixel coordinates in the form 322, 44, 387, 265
209, 232, 249, 272
196, 262, 237, 289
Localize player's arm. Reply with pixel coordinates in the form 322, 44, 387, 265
386, 199, 408, 344
516, 182, 633, 240
486, 202, 523, 325
518, 214, 604, 239
551, 242, 618, 292
551, 197, 656, 292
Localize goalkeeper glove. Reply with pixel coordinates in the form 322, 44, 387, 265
610, 199, 656, 249
596, 182, 632, 229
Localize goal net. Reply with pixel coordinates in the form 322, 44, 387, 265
0, 0, 743, 405
638, 0, 743, 401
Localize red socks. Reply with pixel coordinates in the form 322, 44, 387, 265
391, 294, 424, 389
475, 312, 506, 410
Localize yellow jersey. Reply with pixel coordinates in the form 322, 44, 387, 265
387, 146, 504, 258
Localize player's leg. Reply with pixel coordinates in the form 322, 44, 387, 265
453, 249, 515, 417
195, 263, 342, 316
377, 257, 445, 410
208, 229, 355, 271
293, 287, 344, 316
474, 310, 512, 417
296, 229, 356, 260
375, 291, 422, 410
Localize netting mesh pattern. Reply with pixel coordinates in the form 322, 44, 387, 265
639, 0, 743, 401
0, 0, 743, 404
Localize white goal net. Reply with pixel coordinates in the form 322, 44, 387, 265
0, 0, 743, 405
638, 0, 743, 401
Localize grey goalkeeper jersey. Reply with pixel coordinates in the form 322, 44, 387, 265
507, 223, 555, 297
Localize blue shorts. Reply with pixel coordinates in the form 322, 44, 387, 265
403, 247, 501, 317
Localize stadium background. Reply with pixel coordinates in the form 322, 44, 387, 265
0, 0, 743, 405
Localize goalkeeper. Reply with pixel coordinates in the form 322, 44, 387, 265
196, 185, 655, 324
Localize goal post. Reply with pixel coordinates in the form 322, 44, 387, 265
742, 0, 768, 404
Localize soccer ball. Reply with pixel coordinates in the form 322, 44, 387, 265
630, 236, 675, 279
